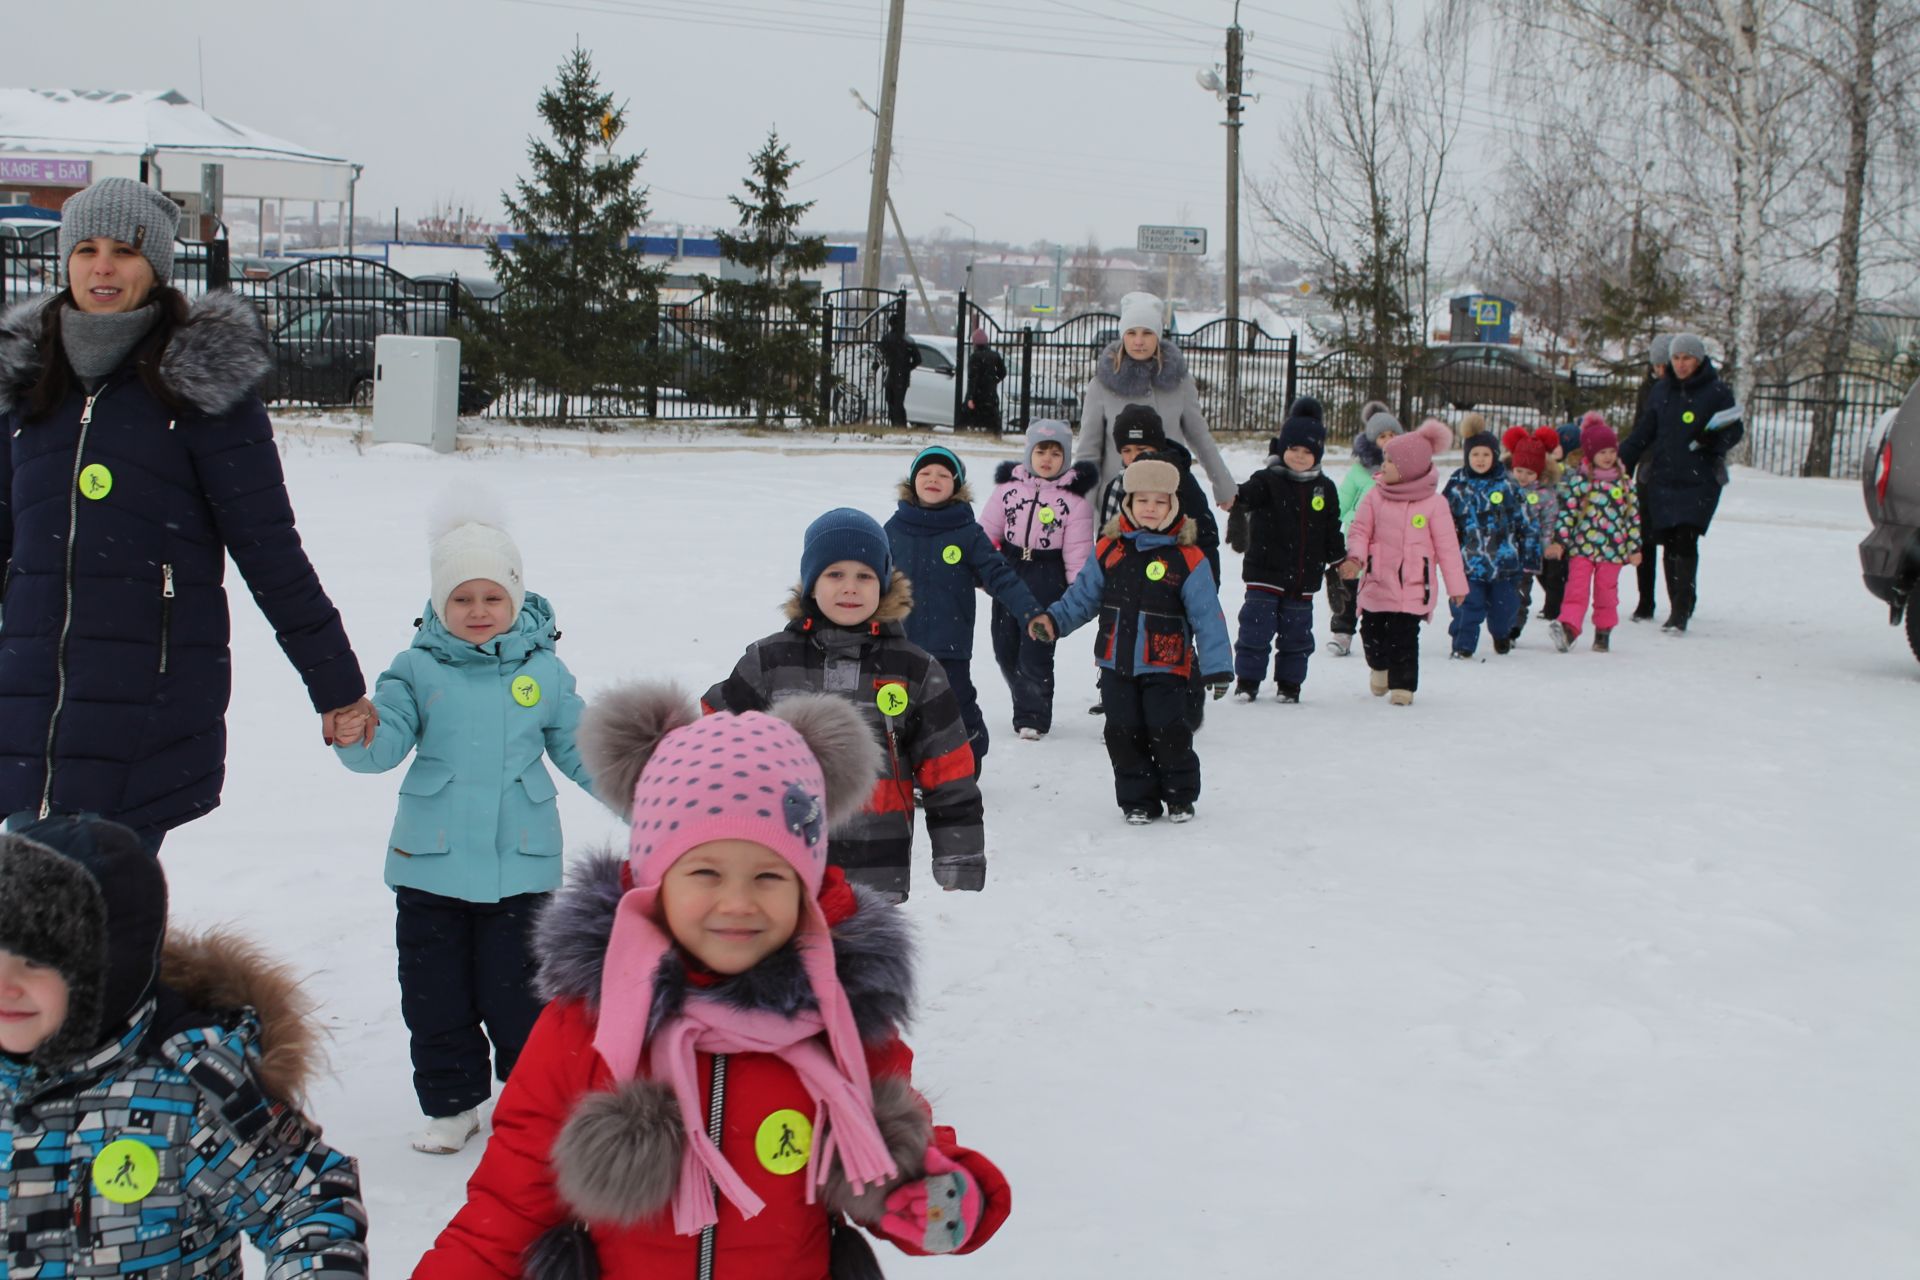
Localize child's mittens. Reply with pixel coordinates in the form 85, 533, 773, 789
878, 1148, 982, 1255
1205, 674, 1233, 701
1225, 506, 1249, 554
932, 851, 986, 893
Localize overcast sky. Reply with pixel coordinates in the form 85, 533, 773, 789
30, 0, 1496, 262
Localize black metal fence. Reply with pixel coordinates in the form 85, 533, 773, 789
6, 226, 1913, 471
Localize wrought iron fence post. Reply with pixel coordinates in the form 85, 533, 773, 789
953, 289, 969, 430
207, 239, 229, 292
1018, 326, 1035, 430
819, 303, 835, 426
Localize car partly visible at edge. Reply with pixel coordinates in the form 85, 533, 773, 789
1859, 389, 1920, 663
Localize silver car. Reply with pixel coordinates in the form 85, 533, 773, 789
1859, 389, 1920, 661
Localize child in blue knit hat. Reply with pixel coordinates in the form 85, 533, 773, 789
703, 507, 988, 901
885, 446, 1042, 771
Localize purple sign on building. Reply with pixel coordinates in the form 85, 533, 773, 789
0, 158, 93, 186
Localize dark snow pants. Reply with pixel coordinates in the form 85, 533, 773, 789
1100, 669, 1200, 812
885, 376, 911, 427
1448, 576, 1520, 656
1511, 573, 1537, 640
1326, 565, 1357, 638
1361, 610, 1423, 693
942, 657, 988, 770
1539, 556, 1568, 620
395, 887, 550, 1118
1234, 588, 1315, 688
1635, 493, 1660, 614
991, 552, 1069, 734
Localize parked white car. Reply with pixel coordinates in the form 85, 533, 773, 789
901, 334, 1079, 429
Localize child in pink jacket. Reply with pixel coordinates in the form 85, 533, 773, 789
1338, 418, 1468, 705
979, 419, 1100, 739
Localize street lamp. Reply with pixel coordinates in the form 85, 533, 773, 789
945, 209, 976, 303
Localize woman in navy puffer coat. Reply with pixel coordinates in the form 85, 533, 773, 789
0, 179, 369, 849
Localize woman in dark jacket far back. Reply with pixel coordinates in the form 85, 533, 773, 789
1617, 332, 1743, 633
0, 177, 372, 851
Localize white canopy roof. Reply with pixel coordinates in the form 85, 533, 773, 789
0, 89, 356, 202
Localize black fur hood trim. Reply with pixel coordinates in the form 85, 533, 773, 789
1092, 336, 1191, 396
0, 290, 269, 418
991, 457, 1099, 494
531, 849, 916, 1043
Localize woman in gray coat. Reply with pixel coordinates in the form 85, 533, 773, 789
1072, 291, 1237, 510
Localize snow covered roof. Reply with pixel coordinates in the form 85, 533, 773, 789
0, 89, 356, 202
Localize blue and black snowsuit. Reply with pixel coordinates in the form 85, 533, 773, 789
1442, 458, 1538, 656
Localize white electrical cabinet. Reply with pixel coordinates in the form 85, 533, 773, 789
371, 336, 460, 452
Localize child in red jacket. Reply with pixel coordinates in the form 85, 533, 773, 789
411, 683, 1009, 1280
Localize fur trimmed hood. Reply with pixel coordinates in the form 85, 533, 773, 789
993, 457, 1099, 494
781, 569, 914, 627
1092, 336, 1191, 396
1099, 511, 1199, 545
0, 289, 269, 418
894, 478, 975, 506
531, 849, 916, 1044
153, 928, 323, 1106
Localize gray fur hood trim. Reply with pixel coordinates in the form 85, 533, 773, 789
0, 293, 57, 415
0, 290, 268, 417
1093, 336, 1190, 396
531, 849, 916, 1042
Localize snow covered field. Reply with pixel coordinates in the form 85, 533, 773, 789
165, 422, 1919, 1278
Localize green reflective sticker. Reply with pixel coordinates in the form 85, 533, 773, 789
942, 545, 963, 565
1311, 495, 1326, 511
1412, 514, 1427, 529
1490, 491, 1504, 505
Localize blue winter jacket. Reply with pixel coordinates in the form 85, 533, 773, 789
1046, 519, 1233, 679
0, 293, 364, 834
886, 494, 1041, 660
1442, 461, 1537, 582
335, 592, 591, 903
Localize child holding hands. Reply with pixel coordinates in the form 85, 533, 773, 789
336, 501, 594, 1153
1338, 419, 1468, 705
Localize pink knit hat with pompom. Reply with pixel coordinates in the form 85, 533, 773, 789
576, 685, 882, 1090
1381, 418, 1453, 480
1578, 410, 1619, 456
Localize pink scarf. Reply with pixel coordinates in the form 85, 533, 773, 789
648, 997, 899, 1236
1585, 462, 1623, 484
1376, 467, 1439, 502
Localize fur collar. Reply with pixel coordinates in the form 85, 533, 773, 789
532, 850, 916, 1043
993, 458, 1099, 494
781, 569, 914, 627
1098, 512, 1198, 545
0, 290, 269, 418
1092, 336, 1190, 396
894, 478, 975, 506
153, 928, 321, 1105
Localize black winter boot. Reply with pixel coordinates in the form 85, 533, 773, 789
1663, 548, 1697, 633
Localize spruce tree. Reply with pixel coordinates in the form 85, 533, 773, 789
1581, 231, 1689, 378
703, 129, 830, 424
460, 47, 661, 422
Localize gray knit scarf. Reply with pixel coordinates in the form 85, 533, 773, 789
61, 304, 159, 386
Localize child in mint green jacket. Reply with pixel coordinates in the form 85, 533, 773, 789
335, 505, 592, 1155
1328, 402, 1397, 655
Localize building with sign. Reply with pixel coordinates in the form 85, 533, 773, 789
0, 88, 358, 243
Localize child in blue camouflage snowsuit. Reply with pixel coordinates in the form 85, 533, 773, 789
1443, 427, 1539, 658
0, 817, 369, 1279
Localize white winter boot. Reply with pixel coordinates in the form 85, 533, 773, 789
1326, 633, 1353, 657
412, 1108, 480, 1155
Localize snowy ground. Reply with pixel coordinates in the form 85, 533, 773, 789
163, 420, 1919, 1279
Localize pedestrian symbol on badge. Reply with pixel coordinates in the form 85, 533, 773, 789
756, 1109, 813, 1175
512, 676, 541, 707
1412, 514, 1427, 529
1610, 486, 1624, 500
876, 682, 909, 717
1145, 560, 1167, 581
942, 544, 963, 565
93, 1139, 160, 1204
79, 463, 113, 500
1490, 491, 1504, 505
1312, 494, 1326, 511
1038, 506, 1056, 525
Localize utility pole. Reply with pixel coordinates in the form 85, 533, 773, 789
1224, 4, 1246, 427
862, 0, 907, 290
1225, 9, 1243, 329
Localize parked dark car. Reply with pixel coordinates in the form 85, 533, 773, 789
269, 301, 492, 413
1414, 343, 1587, 415
1859, 394, 1920, 662
411, 272, 505, 302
